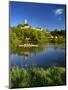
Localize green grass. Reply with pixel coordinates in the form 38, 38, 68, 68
10, 66, 66, 88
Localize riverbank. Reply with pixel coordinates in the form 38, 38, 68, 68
10, 66, 66, 88
19, 44, 38, 48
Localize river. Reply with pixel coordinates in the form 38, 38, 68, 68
10, 43, 66, 69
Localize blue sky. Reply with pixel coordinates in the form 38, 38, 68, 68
10, 1, 66, 30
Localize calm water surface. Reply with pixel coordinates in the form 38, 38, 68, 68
10, 44, 65, 68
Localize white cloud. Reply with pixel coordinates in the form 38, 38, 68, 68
54, 9, 64, 15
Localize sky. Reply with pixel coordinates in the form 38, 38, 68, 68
10, 1, 66, 31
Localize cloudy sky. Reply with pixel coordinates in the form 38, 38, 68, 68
10, 1, 66, 30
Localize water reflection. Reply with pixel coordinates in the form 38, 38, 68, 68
10, 43, 65, 68
10, 45, 44, 58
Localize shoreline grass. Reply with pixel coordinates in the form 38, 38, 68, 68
10, 66, 66, 88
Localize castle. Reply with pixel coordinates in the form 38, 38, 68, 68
20, 19, 43, 31
21, 19, 30, 29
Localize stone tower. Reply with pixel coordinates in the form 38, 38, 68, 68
24, 19, 28, 24
21, 19, 30, 29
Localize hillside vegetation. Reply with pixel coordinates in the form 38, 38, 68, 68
10, 24, 65, 50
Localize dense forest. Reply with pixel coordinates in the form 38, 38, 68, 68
10, 23, 65, 50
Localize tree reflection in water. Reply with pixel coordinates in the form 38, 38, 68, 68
10, 43, 65, 61
10, 45, 44, 60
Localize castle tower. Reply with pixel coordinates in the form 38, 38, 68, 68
24, 19, 28, 24
21, 19, 30, 29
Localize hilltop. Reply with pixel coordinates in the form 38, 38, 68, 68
10, 20, 65, 50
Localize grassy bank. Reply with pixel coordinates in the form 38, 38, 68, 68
10, 66, 66, 88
